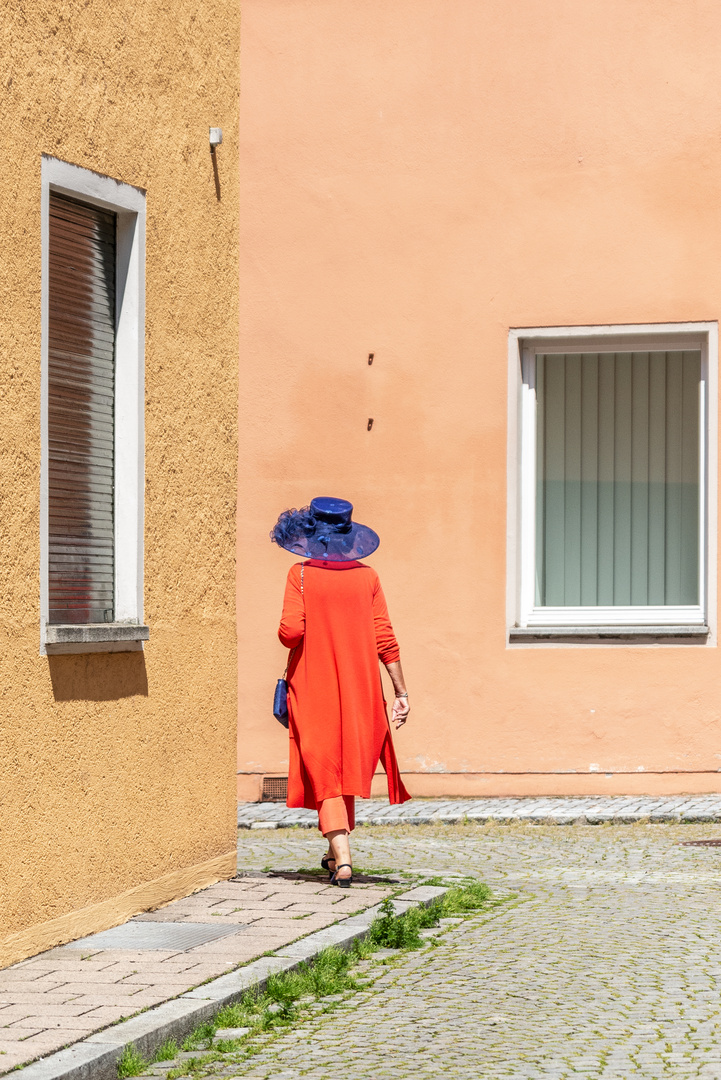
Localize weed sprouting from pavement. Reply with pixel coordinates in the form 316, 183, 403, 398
154, 1039, 179, 1061
167, 1054, 218, 1079
116, 1037, 186, 1077
442, 879, 492, 913
367, 881, 493, 950
368, 896, 429, 949
116, 1045, 147, 1078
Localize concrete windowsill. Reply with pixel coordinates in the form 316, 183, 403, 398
510, 625, 709, 643
46, 624, 150, 644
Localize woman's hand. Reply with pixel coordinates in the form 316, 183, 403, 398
383, 660, 410, 729
392, 695, 410, 729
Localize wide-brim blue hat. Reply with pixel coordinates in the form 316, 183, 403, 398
270, 497, 379, 561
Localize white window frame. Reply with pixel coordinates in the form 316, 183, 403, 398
40, 156, 146, 654
507, 323, 718, 638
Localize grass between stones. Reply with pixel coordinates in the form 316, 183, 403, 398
116, 878, 499, 1079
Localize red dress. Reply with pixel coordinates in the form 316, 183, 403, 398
278, 560, 410, 809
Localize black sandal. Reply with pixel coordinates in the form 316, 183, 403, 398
321, 852, 336, 877
330, 864, 353, 889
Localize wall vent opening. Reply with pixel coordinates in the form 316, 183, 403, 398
261, 776, 288, 802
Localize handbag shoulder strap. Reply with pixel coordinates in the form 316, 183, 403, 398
283, 565, 305, 676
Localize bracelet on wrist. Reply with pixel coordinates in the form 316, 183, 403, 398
396, 691, 408, 698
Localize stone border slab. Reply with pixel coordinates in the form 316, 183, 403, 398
238, 796, 721, 828
9, 888, 448, 1080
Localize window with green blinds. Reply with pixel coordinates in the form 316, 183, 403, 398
48, 193, 116, 624
535, 351, 701, 608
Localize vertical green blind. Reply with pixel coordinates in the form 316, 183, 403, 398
535, 351, 700, 607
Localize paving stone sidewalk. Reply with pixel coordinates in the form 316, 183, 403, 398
238, 794, 721, 828
200, 822, 721, 1078
0, 874, 393, 1074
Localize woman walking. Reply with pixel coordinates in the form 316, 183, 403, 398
272, 497, 410, 887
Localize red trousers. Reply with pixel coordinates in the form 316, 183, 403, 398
318, 795, 356, 835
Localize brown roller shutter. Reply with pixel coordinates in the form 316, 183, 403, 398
48, 193, 116, 625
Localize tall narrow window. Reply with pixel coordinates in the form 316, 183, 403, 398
48, 194, 116, 625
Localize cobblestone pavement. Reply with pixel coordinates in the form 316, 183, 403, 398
220, 823, 721, 1078
238, 795, 721, 828
0, 875, 393, 1074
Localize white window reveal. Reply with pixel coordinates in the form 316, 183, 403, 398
40, 157, 149, 654
510, 325, 717, 638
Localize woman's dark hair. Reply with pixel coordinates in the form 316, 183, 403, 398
270, 506, 317, 547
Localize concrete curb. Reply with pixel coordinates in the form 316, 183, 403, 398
9, 886, 448, 1080
237, 797, 721, 829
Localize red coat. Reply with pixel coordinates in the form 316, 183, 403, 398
278, 559, 410, 809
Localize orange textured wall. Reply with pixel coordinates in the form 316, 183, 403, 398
237, 0, 721, 798
1, 0, 239, 963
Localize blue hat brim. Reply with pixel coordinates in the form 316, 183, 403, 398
280, 522, 380, 561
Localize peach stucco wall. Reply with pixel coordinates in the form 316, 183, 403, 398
1, 2, 239, 965
237, 0, 721, 799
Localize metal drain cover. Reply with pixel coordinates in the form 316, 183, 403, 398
680, 839, 721, 847
64, 920, 243, 951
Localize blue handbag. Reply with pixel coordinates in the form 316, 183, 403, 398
273, 675, 290, 728
273, 567, 302, 728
